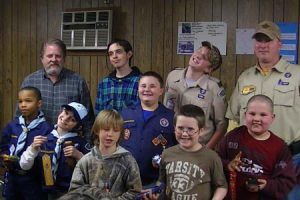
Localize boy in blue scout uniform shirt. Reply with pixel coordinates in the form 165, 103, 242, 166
0, 86, 53, 200
19, 102, 90, 199
120, 71, 177, 186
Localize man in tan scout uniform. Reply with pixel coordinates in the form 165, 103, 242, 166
163, 41, 227, 149
226, 21, 300, 199
226, 21, 300, 145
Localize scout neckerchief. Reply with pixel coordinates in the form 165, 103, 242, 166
51, 129, 78, 179
13, 111, 45, 156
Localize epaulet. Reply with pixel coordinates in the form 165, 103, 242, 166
208, 76, 223, 86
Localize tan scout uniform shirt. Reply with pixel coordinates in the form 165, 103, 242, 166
163, 68, 227, 144
226, 58, 300, 144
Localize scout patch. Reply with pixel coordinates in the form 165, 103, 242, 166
124, 129, 131, 140
278, 79, 289, 85
218, 88, 226, 97
152, 134, 168, 148
198, 88, 207, 99
158, 134, 167, 147
152, 137, 160, 146
241, 85, 256, 95
160, 118, 169, 127
284, 72, 292, 78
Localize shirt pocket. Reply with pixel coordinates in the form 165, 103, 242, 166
273, 85, 295, 106
189, 99, 209, 115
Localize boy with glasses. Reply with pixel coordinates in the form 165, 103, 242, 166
147, 104, 227, 200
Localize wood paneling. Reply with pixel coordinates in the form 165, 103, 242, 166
1, 0, 300, 130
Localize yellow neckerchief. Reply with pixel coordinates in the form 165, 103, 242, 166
257, 64, 272, 76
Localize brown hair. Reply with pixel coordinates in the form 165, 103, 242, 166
40, 38, 67, 59
174, 104, 205, 129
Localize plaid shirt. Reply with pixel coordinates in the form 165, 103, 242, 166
95, 66, 141, 114
20, 68, 95, 141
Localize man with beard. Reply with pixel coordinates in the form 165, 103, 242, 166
20, 38, 94, 141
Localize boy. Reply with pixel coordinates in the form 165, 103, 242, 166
95, 39, 141, 114
0, 86, 53, 200
20, 102, 90, 199
61, 109, 142, 199
149, 104, 227, 200
120, 71, 177, 186
218, 95, 296, 199
163, 41, 227, 149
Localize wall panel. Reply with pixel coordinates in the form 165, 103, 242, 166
1, 0, 300, 131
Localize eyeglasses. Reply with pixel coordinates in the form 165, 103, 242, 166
175, 126, 199, 136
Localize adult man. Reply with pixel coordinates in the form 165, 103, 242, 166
95, 39, 141, 114
226, 21, 300, 199
163, 41, 227, 149
20, 38, 94, 141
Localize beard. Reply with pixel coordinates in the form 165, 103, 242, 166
45, 65, 63, 76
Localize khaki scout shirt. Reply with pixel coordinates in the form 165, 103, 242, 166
226, 58, 300, 144
163, 68, 227, 144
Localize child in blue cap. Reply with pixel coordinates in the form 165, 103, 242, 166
20, 102, 91, 199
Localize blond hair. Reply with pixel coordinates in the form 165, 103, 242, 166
91, 109, 124, 145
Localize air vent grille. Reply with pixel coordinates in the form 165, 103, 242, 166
61, 10, 112, 50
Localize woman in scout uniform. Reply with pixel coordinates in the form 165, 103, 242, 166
0, 86, 53, 200
19, 102, 90, 199
120, 71, 177, 186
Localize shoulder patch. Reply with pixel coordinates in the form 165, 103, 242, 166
218, 89, 226, 97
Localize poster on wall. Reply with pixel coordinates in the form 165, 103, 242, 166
177, 22, 227, 55
236, 28, 255, 54
277, 22, 298, 64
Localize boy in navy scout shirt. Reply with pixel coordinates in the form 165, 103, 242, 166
163, 41, 228, 149
19, 102, 90, 199
0, 86, 53, 200
120, 71, 177, 186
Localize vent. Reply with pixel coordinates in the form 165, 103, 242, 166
61, 10, 112, 50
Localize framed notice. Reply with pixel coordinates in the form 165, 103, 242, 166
177, 22, 227, 55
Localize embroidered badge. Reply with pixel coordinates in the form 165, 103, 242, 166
278, 79, 289, 85
152, 134, 168, 148
218, 89, 226, 97
124, 129, 131, 140
198, 88, 207, 99
160, 118, 169, 127
284, 72, 292, 78
152, 137, 160, 146
241, 85, 256, 95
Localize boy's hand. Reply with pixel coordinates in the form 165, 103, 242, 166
63, 146, 83, 160
143, 192, 160, 200
246, 178, 267, 192
31, 136, 47, 151
228, 151, 242, 172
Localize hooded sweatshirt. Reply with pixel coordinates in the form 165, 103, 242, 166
68, 146, 142, 199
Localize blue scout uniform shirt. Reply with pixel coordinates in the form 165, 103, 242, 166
0, 116, 53, 200
120, 103, 177, 185
39, 131, 90, 192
